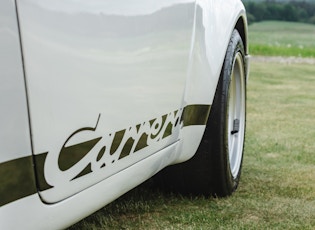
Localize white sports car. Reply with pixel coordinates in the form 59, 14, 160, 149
0, 0, 249, 229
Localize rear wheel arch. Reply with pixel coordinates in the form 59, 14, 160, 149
154, 28, 247, 197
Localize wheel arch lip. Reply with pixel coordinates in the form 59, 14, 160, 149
235, 12, 249, 56
174, 0, 249, 163
234, 11, 250, 83
226, 4, 249, 83
184, 0, 248, 105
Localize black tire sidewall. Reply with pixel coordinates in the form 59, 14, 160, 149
207, 29, 246, 196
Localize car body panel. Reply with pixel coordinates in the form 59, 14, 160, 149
17, 0, 196, 203
0, 0, 36, 209
0, 0, 32, 163
0, 0, 248, 228
0, 130, 203, 230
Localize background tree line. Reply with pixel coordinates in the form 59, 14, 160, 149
244, 1, 315, 24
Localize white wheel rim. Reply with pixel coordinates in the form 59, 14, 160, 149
227, 52, 245, 179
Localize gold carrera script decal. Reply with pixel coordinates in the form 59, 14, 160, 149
0, 104, 210, 206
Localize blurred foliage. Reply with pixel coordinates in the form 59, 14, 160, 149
243, 1, 315, 25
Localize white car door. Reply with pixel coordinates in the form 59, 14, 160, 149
17, 0, 195, 203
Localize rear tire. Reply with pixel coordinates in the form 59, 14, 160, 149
155, 29, 246, 197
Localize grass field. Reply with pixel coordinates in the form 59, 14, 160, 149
69, 60, 315, 229
249, 21, 315, 57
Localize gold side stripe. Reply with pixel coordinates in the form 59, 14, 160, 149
181, 104, 211, 127
0, 156, 37, 207
0, 104, 211, 207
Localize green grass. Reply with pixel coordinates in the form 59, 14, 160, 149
69, 61, 315, 229
249, 21, 315, 57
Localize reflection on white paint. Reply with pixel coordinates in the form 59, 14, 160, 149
32, 0, 194, 15
17, 0, 196, 203
0, 0, 32, 162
